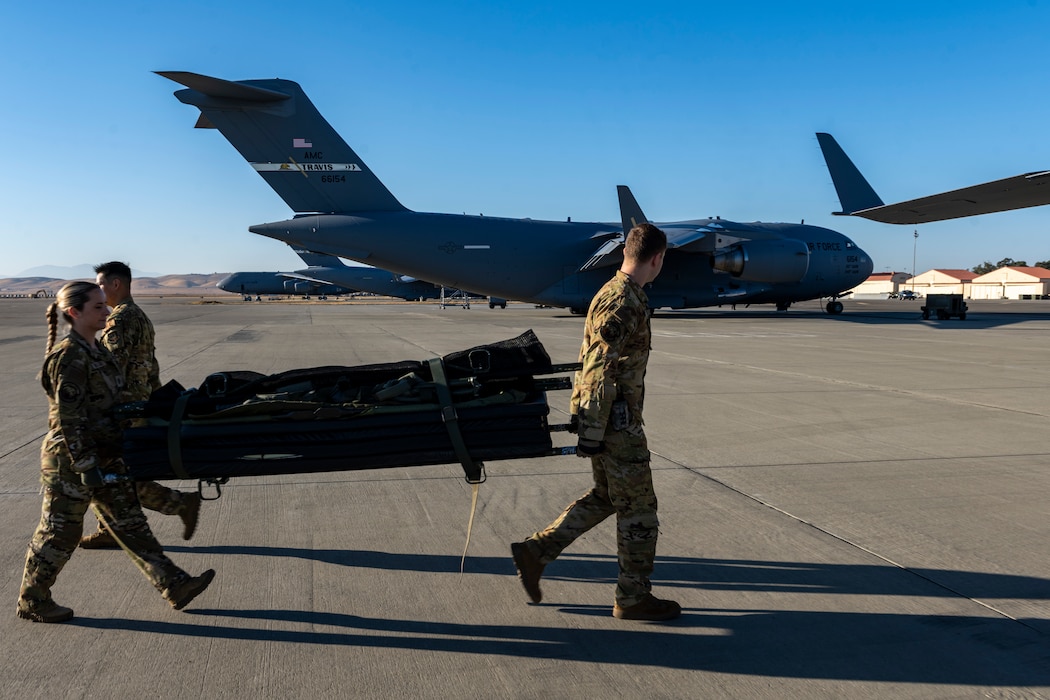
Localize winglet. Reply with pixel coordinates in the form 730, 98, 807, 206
617, 185, 648, 234
815, 132, 885, 215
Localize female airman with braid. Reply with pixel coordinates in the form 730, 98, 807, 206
17, 281, 215, 622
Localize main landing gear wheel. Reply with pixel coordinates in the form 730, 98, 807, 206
826, 300, 844, 314
776, 302, 791, 312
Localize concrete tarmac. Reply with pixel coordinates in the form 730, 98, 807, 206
2, 296, 1050, 698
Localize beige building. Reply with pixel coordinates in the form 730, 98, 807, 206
908, 269, 977, 296
849, 271, 911, 297
969, 266, 1050, 299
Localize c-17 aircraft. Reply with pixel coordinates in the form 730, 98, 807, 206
217, 262, 354, 298
159, 71, 874, 314
816, 132, 1050, 224
218, 246, 454, 301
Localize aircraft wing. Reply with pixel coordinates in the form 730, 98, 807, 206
578, 226, 721, 271
817, 132, 1050, 224
580, 185, 720, 271
278, 271, 337, 285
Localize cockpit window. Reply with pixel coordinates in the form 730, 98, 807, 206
844, 240, 856, 249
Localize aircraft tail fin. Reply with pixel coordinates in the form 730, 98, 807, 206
815, 132, 885, 215
617, 185, 649, 233
157, 71, 406, 214
291, 246, 347, 268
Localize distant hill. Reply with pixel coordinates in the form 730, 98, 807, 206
0, 273, 229, 296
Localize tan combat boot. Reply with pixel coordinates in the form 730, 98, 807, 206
164, 569, 216, 611
510, 541, 545, 604
17, 599, 74, 623
612, 593, 681, 621
179, 492, 202, 540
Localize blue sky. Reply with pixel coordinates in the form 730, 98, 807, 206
3, 1, 1048, 277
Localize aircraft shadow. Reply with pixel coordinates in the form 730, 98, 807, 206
139, 547, 1050, 684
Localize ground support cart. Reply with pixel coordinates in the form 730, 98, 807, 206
921, 294, 968, 320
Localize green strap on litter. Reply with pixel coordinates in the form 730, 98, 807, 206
427, 357, 484, 483
166, 391, 194, 480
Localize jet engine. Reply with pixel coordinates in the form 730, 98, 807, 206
710, 239, 809, 283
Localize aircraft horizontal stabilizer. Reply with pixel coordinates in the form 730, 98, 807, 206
155, 71, 290, 103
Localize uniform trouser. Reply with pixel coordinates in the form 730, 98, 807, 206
88, 481, 185, 534
135, 481, 186, 516
19, 451, 189, 608
527, 428, 659, 607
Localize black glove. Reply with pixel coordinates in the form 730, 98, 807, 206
567, 414, 580, 434
80, 468, 105, 487
576, 438, 605, 457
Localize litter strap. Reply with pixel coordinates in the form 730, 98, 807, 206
427, 357, 484, 483
166, 391, 194, 480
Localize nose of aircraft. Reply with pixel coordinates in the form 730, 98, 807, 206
216, 274, 235, 291
857, 246, 875, 280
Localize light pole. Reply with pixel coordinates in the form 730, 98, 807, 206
912, 229, 918, 290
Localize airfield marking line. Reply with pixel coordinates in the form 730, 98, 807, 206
162, 324, 258, 374
654, 450, 1047, 636
654, 349, 1050, 420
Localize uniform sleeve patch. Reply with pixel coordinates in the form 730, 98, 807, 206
58, 383, 83, 403
599, 319, 626, 346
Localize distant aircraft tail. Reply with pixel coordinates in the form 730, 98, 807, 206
157, 71, 406, 214
291, 246, 346, 268
616, 185, 649, 233
815, 132, 885, 215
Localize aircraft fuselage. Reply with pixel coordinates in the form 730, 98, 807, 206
249, 212, 871, 311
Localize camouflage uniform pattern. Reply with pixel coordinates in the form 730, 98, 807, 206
100, 297, 183, 515
527, 270, 659, 607
101, 297, 160, 403
19, 333, 191, 611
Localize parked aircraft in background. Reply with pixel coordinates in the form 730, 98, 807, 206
160, 71, 874, 314
289, 247, 498, 305
218, 246, 496, 303
217, 266, 353, 298
816, 132, 1050, 224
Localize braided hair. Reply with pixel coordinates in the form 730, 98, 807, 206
46, 281, 101, 355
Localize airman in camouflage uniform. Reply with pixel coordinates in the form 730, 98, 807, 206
512, 223, 681, 621
78, 262, 201, 549
17, 282, 214, 623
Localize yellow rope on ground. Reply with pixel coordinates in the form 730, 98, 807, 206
460, 481, 481, 573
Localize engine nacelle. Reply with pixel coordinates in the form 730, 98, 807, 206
710, 239, 809, 283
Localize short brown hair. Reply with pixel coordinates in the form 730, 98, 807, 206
623, 223, 667, 263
